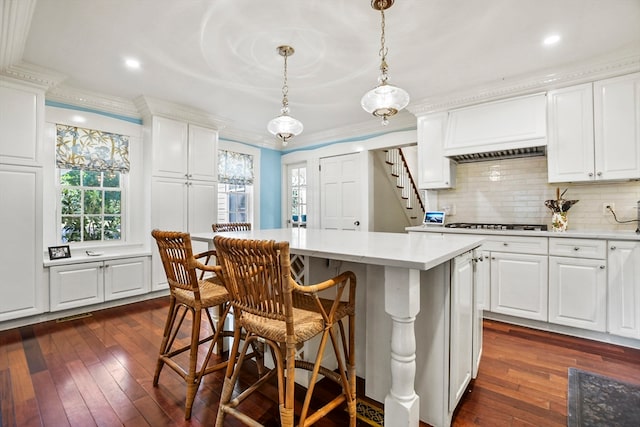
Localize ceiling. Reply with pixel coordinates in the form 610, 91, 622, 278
4, 0, 640, 148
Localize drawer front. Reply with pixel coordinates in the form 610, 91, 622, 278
481, 236, 548, 255
549, 238, 606, 259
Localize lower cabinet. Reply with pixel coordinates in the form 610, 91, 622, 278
548, 238, 607, 332
548, 257, 607, 331
607, 241, 640, 339
50, 257, 150, 312
490, 252, 548, 321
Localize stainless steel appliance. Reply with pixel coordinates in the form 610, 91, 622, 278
445, 223, 547, 231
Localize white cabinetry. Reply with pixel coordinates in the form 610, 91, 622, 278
149, 116, 218, 290
0, 80, 44, 322
444, 93, 547, 157
50, 257, 150, 312
548, 238, 607, 331
487, 236, 548, 321
547, 72, 640, 182
608, 241, 640, 339
417, 113, 456, 189
449, 251, 474, 410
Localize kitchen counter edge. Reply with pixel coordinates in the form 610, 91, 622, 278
406, 226, 640, 241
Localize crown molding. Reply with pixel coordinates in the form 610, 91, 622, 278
0, 0, 36, 70
1, 61, 66, 90
46, 84, 140, 119
134, 95, 228, 130
408, 50, 640, 116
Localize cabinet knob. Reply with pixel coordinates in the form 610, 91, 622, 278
491, 256, 496, 260
445, 182, 449, 185
354, 220, 360, 226
588, 172, 594, 177
610, 246, 617, 250
597, 171, 602, 176
599, 265, 605, 269
574, 247, 580, 251
503, 242, 508, 246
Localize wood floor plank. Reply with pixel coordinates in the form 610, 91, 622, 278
2, 298, 640, 426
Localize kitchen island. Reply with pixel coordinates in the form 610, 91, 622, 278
191, 228, 484, 427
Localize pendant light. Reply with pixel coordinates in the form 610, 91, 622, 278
361, 0, 410, 126
267, 45, 303, 146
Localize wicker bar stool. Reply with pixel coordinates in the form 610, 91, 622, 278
151, 230, 234, 419
213, 236, 357, 427
212, 222, 252, 232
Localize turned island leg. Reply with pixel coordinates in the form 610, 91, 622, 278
384, 266, 420, 427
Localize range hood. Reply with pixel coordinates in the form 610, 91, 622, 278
443, 93, 548, 164
448, 145, 546, 164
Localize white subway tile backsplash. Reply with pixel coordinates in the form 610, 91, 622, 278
435, 156, 640, 231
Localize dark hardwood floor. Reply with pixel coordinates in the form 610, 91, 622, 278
1, 297, 639, 426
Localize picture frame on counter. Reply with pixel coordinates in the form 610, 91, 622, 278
48, 245, 71, 260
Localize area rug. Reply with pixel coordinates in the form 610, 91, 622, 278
568, 367, 640, 427
356, 398, 384, 426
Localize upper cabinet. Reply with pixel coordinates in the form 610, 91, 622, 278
417, 113, 456, 189
548, 72, 640, 183
0, 80, 44, 166
444, 93, 547, 158
151, 116, 218, 181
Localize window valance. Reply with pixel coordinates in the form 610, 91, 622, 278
56, 125, 130, 173
218, 150, 254, 185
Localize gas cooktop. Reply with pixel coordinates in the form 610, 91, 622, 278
445, 223, 548, 231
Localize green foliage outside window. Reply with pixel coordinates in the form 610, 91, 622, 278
60, 169, 122, 243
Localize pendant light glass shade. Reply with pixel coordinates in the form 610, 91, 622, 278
268, 45, 303, 146
267, 113, 303, 145
362, 0, 409, 126
361, 82, 410, 126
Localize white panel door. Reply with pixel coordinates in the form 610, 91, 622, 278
188, 124, 218, 181
548, 256, 606, 331
50, 262, 104, 311
151, 177, 188, 290
0, 83, 41, 165
449, 251, 474, 411
547, 83, 595, 183
320, 153, 361, 230
608, 241, 640, 339
152, 116, 188, 178
490, 252, 548, 321
104, 257, 150, 301
0, 165, 44, 320
594, 72, 640, 181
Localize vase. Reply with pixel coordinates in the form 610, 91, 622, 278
551, 212, 568, 232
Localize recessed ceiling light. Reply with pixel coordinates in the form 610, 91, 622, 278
543, 34, 561, 46
124, 58, 141, 69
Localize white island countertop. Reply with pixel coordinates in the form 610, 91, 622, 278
191, 228, 485, 270
406, 225, 640, 241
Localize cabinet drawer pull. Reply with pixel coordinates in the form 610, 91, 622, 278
574, 247, 580, 251
599, 265, 605, 269
610, 246, 617, 251
491, 256, 496, 260
502, 242, 508, 246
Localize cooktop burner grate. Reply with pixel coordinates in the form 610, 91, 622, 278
445, 223, 548, 231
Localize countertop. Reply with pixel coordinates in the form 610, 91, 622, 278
191, 228, 484, 271
44, 245, 151, 267
406, 225, 640, 241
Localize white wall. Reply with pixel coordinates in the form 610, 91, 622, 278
434, 156, 640, 231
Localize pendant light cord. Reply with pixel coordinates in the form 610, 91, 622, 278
281, 52, 290, 113
378, 8, 389, 83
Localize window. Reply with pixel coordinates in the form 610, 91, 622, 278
217, 149, 253, 224
56, 124, 129, 243
59, 170, 123, 242
289, 165, 307, 226
217, 184, 250, 223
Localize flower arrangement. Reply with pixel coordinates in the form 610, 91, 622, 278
545, 188, 579, 213
545, 188, 578, 232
